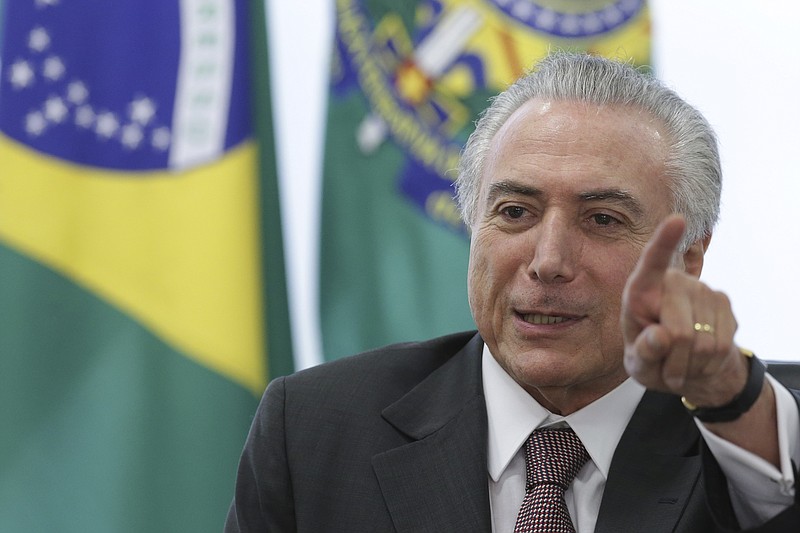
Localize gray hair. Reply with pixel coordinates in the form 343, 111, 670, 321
454, 52, 721, 250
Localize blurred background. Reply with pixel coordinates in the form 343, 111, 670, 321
1, 0, 797, 531
273, 0, 800, 369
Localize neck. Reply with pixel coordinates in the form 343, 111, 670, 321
525, 375, 629, 416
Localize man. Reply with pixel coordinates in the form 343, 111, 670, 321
225, 53, 800, 532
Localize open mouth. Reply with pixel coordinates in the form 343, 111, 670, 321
520, 313, 568, 325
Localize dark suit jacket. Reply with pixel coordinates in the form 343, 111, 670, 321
225, 331, 800, 532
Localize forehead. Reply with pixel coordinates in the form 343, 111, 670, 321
482, 98, 670, 205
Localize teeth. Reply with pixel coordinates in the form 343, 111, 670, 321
523, 314, 565, 325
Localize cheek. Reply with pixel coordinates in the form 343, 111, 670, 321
467, 250, 489, 314
467, 238, 506, 318
595, 257, 638, 323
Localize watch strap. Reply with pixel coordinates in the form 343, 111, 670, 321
681, 348, 766, 423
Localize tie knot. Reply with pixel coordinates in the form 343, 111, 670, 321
524, 427, 589, 490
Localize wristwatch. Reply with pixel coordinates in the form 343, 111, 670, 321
681, 348, 766, 423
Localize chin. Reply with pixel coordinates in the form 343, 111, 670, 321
510, 351, 581, 385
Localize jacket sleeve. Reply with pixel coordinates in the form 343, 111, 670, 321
225, 377, 296, 532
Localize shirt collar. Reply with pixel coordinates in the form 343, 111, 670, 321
482, 343, 645, 482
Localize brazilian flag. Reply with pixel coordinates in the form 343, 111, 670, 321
0, 1, 291, 531
321, 0, 653, 359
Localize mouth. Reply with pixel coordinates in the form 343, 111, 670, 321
517, 312, 582, 326
521, 313, 566, 325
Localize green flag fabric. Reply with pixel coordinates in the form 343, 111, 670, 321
0, 0, 291, 531
320, 0, 652, 359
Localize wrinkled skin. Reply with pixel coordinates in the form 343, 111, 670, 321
467, 98, 707, 415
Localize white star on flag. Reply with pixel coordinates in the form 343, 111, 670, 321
121, 123, 145, 149
25, 110, 47, 136
151, 126, 171, 151
128, 96, 156, 126
67, 81, 90, 105
44, 95, 69, 123
43, 56, 66, 81
95, 111, 120, 139
75, 104, 95, 128
28, 26, 51, 52
9, 60, 35, 89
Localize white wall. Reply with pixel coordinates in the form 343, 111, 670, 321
269, 0, 800, 368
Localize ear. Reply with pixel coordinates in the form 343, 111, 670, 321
682, 233, 712, 277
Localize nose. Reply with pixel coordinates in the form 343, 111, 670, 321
528, 215, 577, 283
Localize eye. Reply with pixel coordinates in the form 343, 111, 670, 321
501, 206, 526, 219
591, 213, 619, 226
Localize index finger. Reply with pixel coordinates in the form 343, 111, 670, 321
627, 214, 687, 295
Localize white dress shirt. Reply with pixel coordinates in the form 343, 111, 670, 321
482, 344, 799, 533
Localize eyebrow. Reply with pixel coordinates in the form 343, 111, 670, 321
485, 180, 646, 218
485, 181, 542, 206
579, 189, 646, 219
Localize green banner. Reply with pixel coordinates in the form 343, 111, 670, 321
320, 0, 652, 359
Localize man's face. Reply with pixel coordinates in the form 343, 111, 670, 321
467, 98, 675, 413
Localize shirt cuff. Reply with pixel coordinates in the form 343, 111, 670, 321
697, 373, 798, 526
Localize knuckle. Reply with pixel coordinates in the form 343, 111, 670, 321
716, 291, 732, 308
672, 328, 694, 346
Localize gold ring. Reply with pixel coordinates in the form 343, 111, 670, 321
693, 322, 714, 334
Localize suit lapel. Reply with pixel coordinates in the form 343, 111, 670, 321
373, 334, 492, 532
372, 337, 714, 532
595, 390, 704, 532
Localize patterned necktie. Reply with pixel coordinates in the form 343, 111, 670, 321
513, 427, 590, 533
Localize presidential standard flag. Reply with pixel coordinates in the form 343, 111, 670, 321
320, 0, 652, 359
0, 0, 291, 531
